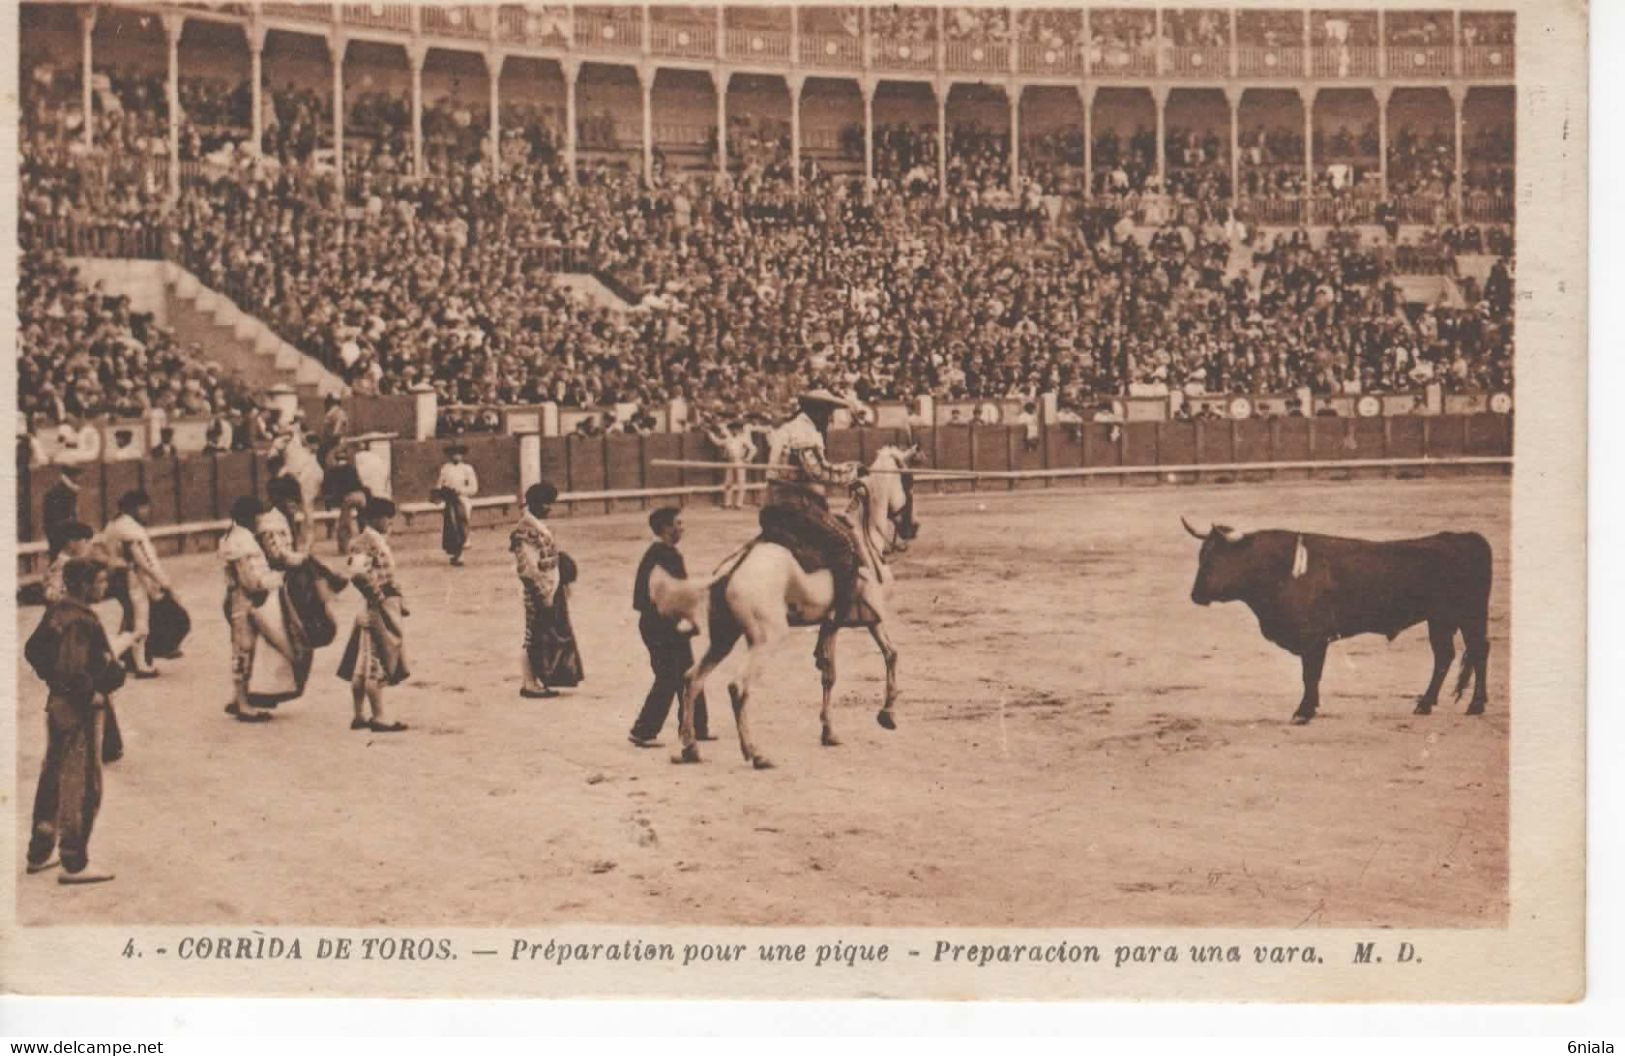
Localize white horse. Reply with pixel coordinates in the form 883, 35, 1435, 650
654, 444, 922, 769
271, 428, 324, 549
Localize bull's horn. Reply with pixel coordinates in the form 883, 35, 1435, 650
1180, 516, 1207, 539
1217, 524, 1246, 543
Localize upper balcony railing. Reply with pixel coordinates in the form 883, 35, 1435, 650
343, 3, 414, 32
1236, 43, 1304, 78
1309, 44, 1380, 78
1091, 42, 1157, 77
650, 20, 718, 60
1164, 44, 1230, 77
943, 38, 1007, 75
420, 5, 490, 39
726, 26, 793, 62
172, 5, 1517, 83
573, 10, 642, 52
261, 2, 334, 24
1387, 43, 1453, 78
1017, 41, 1085, 76
1461, 44, 1515, 76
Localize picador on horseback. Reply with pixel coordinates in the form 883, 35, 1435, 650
760, 389, 870, 626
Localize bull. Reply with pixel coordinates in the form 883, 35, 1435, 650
1181, 518, 1493, 724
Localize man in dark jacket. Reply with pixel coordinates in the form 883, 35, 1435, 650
25, 558, 133, 884
627, 508, 710, 747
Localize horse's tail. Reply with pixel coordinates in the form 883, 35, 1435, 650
649, 567, 715, 633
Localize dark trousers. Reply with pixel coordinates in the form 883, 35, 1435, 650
28, 704, 104, 874
630, 616, 708, 740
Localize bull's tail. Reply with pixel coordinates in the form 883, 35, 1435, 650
1452, 650, 1476, 701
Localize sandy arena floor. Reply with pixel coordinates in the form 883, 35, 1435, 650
14, 475, 1509, 928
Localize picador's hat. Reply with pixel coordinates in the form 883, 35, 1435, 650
797, 388, 862, 412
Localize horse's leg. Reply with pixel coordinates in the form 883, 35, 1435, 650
736, 630, 779, 770
673, 654, 715, 765
816, 622, 841, 747
674, 619, 739, 766
869, 619, 900, 731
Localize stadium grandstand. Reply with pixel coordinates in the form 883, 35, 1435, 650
17, 2, 1514, 459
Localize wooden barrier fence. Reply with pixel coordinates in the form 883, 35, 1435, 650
16, 414, 1512, 577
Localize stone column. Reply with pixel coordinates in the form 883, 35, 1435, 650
165, 13, 183, 202
937, 81, 948, 202
486, 50, 503, 181
715, 69, 728, 179
1450, 84, 1466, 220
408, 42, 426, 178
563, 57, 579, 184
1081, 84, 1094, 198
1153, 85, 1168, 189
1226, 85, 1240, 207
79, 6, 97, 149
249, 22, 266, 157
861, 77, 875, 202
789, 73, 804, 191
329, 32, 346, 203
1009, 85, 1021, 194
639, 65, 654, 185
1300, 85, 1316, 213
1375, 85, 1390, 197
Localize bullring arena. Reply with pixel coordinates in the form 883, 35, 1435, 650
15, 469, 1509, 929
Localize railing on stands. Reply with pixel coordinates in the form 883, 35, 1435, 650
22, 218, 167, 260
726, 27, 792, 63
1307, 195, 1380, 225
1165, 45, 1229, 77
343, 3, 414, 32
1393, 244, 1454, 274
802, 128, 842, 152
420, 5, 490, 39
800, 31, 863, 67
1386, 44, 1454, 78
1310, 44, 1381, 77
126, 6, 1519, 85
943, 39, 1008, 74
1462, 194, 1515, 223
653, 122, 710, 147
875, 37, 941, 72
574, 11, 643, 52
1236, 44, 1305, 77
1393, 194, 1454, 225
262, 2, 333, 24
1017, 41, 1085, 75
1090, 44, 1157, 77
649, 20, 717, 60
1246, 197, 1305, 226
1462, 45, 1515, 77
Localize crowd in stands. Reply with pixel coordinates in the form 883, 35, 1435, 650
17, 48, 1518, 438
18, 251, 254, 428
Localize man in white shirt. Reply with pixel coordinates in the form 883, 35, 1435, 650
706, 420, 758, 511
434, 443, 480, 566
101, 490, 175, 678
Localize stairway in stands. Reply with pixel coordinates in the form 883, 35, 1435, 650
70, 258, 346, 402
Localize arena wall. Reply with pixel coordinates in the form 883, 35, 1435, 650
15, 414, 1514, 580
